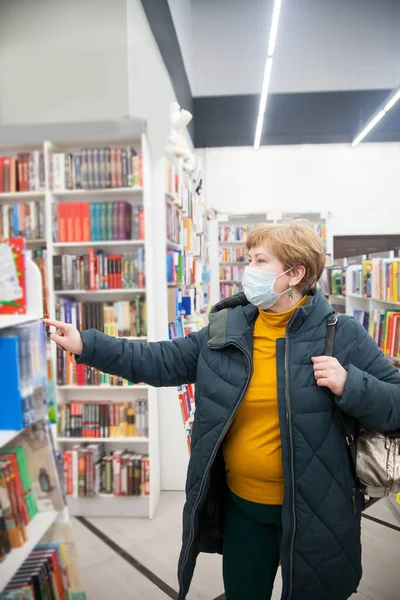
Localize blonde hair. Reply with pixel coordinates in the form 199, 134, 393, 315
246, 220, 326, 294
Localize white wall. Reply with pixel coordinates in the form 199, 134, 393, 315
0, 0, 189, 491
201, 143, 400, 251
126, 0, 189, 491
168, 0, 194, 90
192, 0, 400, 97
0, 0, 129, 124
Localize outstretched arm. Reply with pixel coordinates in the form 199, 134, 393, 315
43, 319, 202, 387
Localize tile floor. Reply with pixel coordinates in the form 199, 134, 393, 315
71, 493, 400, 600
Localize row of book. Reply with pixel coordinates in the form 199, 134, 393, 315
52, 248, 145, 291
368, 309, 400, 358
62, 447, 150, 498
0, 542, 72, 599
166, 202, 182, 245
167, 287, 199, 322
0, 445, 38, 555
51, 147, 143, 191
166, 249, 203, 288
59, 400, 148, 439
55, 297, 147, 338
220, 282, 242, 299
219, 225, 252, 243
332, 258, 400, 301
167, 315, 202, 341
220, 265, 245, 281
370, 258, 400, 302
165, 157, 179, 196
178, 385, 195, 454
220, 247, 246, 263
0, 152, 45, 193
348, 262, 371, 297
321, 265, 346, 297
165, 157, 202, 222
0, 322, 47, 430
0, 202, 46, 241
56, 353, 143, 387
56, 201, 144, 243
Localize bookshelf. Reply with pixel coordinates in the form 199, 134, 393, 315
162, 154, 211, 486
0, 300, 85, 596
323, 252, 400, 368
210, 211, 329, 303
0, 119, 161, 518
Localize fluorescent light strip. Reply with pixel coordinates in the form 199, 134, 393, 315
258, 57, 273, 119
268, 0, 283, 57
384, 89, 400, 112
254, 0, 283, 150
352, 85, 400, 147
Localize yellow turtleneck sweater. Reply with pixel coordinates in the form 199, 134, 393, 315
223, 296, 307, 505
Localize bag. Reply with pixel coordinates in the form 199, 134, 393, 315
325, 314, 400, 499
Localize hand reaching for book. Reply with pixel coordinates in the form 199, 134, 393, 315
42, 318, 83, 355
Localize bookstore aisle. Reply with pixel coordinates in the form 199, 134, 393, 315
71, 491, 400, 600
1, 121, 400, 600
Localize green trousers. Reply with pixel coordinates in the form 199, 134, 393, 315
223, 490, 283, 600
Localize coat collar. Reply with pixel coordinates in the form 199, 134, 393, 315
208, 290, 333, 353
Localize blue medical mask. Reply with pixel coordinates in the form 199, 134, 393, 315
241, 266, 292, 310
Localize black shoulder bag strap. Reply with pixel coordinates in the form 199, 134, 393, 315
324, 314, 357, 463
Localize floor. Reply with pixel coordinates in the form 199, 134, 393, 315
71, 492, 400, 600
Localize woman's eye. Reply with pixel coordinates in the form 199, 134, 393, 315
257, 259, 266, 264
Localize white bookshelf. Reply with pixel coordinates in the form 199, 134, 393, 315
0, 510, 59, 592
162, 154, 211, 489
46, 126, 160, 518
211, 211, 329, 303
0, 121, 161, 518
0, 309, 67, 592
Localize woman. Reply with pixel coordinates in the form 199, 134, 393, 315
44, 221, 400, 600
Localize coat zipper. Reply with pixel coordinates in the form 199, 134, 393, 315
285, 331, 296, 600
178, 341, 253, 599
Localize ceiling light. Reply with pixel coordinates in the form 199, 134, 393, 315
384, 88, 400, 112
268, 0, 283, 57
352, 85, 400, 147
254, 0, 283, 150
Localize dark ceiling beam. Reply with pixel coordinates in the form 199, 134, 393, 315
194, 89, 400, 147
139, 0, 194, 139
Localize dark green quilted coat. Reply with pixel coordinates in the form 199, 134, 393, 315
78, 291, 400, 600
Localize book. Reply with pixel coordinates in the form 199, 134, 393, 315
0, 238, 27, 315
220, 282, 242, 299
55, 297, 147, 337
371, 258, 400, 302
51, 147, 143, 191
0, 202, 45, 241
58, 399, 148, 439
219, 265, 245, 282
0, 321, 47, 430
219, 225, 251, 242
0, 541, 72, 599
53, 249, 145, 291
0, 152, 44, 193
219, 246, 246, 263
56, 201, 143, 243
62, 448, 149, 498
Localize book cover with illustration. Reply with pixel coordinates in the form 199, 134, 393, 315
0, 238, 26, 315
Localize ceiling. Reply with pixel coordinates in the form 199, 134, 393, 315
169, 0, 400, 97
162, 0, 400, 146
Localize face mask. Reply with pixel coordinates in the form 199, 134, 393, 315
241, 266, 292, 310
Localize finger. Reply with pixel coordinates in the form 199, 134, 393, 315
50, 332, 67, 349
42, 318, 66, 329
316, 378, 331, 387
311, 356, 334, 364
